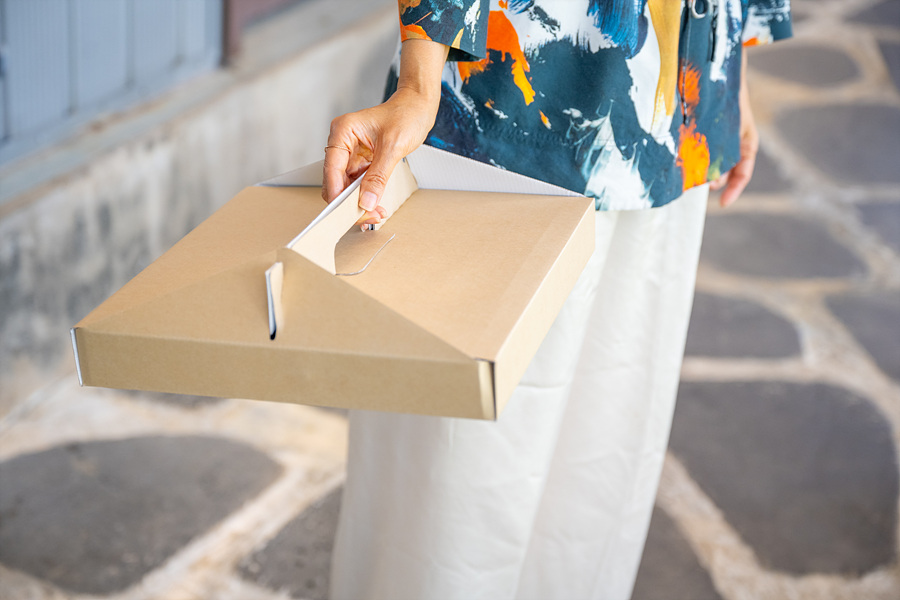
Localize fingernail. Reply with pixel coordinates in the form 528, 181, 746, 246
360, 191, 377, 211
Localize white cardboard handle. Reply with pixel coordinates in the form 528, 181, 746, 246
267, 159, 419, 338
287, 159, 419, 274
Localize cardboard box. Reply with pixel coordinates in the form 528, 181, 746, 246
71, 146, 594, 419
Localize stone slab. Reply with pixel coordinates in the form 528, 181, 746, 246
670, 381, 898, 575
685, 292, 801, 358
749, 45, 859, 87
857, 202, 900, 254
776, 104, 900, 185
744, 148, 792, 194
852, 0, 900, 27
879, 41, 900, 94
827, 292, 900, 382
700, 213, 865, 278
0, 435, 282, 595
632, 506, 722, 600
239, 488, 342, 600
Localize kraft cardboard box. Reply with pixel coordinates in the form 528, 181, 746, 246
71, 146, 594, 420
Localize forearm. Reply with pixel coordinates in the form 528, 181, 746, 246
394, 39, 450, 116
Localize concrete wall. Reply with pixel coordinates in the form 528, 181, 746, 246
0, 5, 397, 419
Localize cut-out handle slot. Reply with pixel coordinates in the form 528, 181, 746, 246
265, 262, 284, 340
336, 233, 396, 277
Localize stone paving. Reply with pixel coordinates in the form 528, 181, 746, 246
1, 1, 899, 599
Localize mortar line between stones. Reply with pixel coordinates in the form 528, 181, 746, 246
658, 453, 900, 600
96, 459, 345, 600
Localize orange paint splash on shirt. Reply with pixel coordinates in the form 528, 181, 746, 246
677, 122, 710, 189
680, 61, 702, 116
743, 37, 761, 47
400, 22, 430, 42
400, 9, 433, 42
457, 57, 488, 80
498, 0, 509, 7
539, 110, 551, 129
457, 11, 535, 105
676, 60, 709, 189
399, 0, 423, 14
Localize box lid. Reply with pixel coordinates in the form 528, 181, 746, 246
72, 146, 594, 419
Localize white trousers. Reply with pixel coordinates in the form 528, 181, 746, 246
331, 185, 709, 600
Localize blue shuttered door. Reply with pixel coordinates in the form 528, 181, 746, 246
0, 0, 223, 166
73, 0, 129, 110
205, 0, 222, 62
133, 0, 178, 84
0, 3, 6, 141
5, 0, 71, 137
181, 0, 208, 62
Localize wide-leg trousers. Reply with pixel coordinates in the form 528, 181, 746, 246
330, 184, 709, 600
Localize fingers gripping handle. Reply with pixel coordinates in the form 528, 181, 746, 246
266, 159, 419, 339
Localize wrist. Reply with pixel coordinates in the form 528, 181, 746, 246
392, 83, 441, 112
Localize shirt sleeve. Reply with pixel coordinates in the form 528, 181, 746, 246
742, 0, 793, 46
399, 0, 489, 62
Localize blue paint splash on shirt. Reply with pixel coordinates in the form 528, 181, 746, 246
587, 0, 648, 58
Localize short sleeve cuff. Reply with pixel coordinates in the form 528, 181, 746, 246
399, 1, 488, 62
742, 2, 793, 46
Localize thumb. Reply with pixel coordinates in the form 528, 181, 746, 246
358, 146, 404, 212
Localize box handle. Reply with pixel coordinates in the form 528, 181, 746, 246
286, 159, 419, 275
266, 159, 419, 339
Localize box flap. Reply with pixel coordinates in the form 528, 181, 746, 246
335, 188, 592, 364
257, 160, 325, 187
254, 145, 582, 197
75, 185, 323, 329
75, 244, 496, 418
406, 145, 583, 196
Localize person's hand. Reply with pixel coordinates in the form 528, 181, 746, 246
323, 87, 439, 225
710, 48, 758, 208
322, 39, 449, 226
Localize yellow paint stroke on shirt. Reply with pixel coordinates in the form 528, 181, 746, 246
452, 28, 464, 48
458, 11, 535, 105
647, 0, 682, 127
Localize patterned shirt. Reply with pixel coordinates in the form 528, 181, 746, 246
389, 0, 792, 210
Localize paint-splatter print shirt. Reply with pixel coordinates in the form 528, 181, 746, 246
389, 0, 792, 210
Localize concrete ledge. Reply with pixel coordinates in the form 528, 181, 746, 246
0, 0, 397, 418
